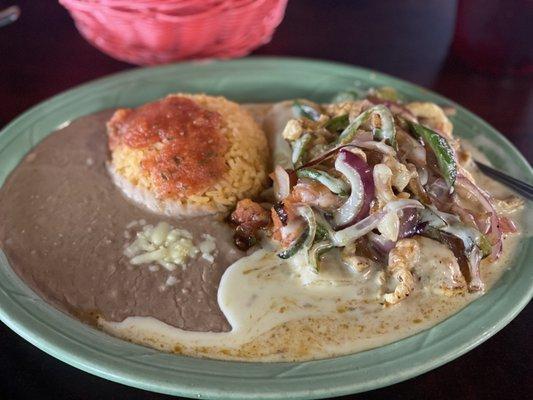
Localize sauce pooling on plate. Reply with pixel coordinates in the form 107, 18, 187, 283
100, 102, 525, 361
0, 99, 525, 362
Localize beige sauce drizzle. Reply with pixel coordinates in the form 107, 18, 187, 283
100, 105, 528, 361
101, 201, 524, 361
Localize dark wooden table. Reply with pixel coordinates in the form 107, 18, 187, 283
0, 1, 531, 399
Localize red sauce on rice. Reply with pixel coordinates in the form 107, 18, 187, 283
108, 96, 228, 198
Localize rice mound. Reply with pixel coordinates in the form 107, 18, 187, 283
108, 94, 269, 217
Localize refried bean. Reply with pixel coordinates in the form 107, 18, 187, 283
0, 110, 242, 332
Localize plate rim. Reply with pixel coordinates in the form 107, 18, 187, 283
0, 56, 531, 399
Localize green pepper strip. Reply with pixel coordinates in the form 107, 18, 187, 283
421, 207, 490, 260
309, 241, 334, 272
325, 114, 349, 133
292, 100, 321, 121
408, 121, 457, 187
315, 223, 330, 242
291, 132, 312, 167
277, 226, 309, 259
296, 168, 349, 195
336, 105, 396, 148
315, 212, 336, 241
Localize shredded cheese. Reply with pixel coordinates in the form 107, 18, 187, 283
123, 221, 217, 271
124, 222, 198, 271
199, 234, 217, 263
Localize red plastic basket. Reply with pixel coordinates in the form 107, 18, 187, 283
59, 0, 288, 65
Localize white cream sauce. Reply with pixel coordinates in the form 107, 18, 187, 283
99, 104, 529, 362
101, 219, 524, 361
102, 246, 384, 348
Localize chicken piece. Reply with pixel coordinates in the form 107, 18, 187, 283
373, 163, 406, 241
290, 180, 343, 211
421, 236, 468, 295
396, 128, 427, 166
382, 155, 415, 192
282, 119, 304, 140
270, 199, 301, 248
383, 239, 420, 305
231, 199, 271, 250
324, 100, 373, 120
282, 112, 329, 141
341, 244, 373, 273
378, 212, 400, 243
232, 199, 270, 227
373, 164, 397, 207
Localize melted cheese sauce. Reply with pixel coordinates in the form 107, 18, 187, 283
99, 106, 528, 362
101, 191, 525, 361
100, 232, 521, 361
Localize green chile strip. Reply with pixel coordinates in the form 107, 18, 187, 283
277, 226, 310, 259
325, 114, 350, 133
337, 105, 396, 148
408, 121, 457, 187
291, 133, 312, 167
292, 101, 321, 121
296, 168, 349, 195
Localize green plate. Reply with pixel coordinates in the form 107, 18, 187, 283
0, 57, 531, 399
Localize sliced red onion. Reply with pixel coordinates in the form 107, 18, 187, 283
427, 177, 452, 210
368, 232, 396, 253
397, 129, 427, 167
441, 224, 485, 291
398, 208, 421, 239
271, 165, 291, 201
418, 166, 429, 185
302, 131, 384, 170
498, 216, 518, 234
474, 212, 492, 235
366, 96, 417, 121
351, 140, 396, 155
353, 130, 374, 142
408, 141, 427, 166
302, 134, 394, 171
450, 202, 478, 229
456, 175, 502, 260
302, 144, 353, 169
439, 231, 484, 291
332, 199, 423, 246
333, 149, 375, 229
428, 177, 451, 197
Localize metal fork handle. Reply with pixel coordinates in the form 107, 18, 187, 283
475, 161, 533, 201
